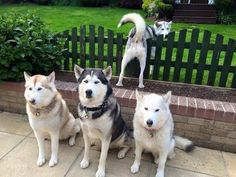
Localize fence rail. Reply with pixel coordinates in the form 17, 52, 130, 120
59, 25, 236, 88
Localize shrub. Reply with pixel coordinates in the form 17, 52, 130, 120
51, 0, 79, 6
158, 2, 174, 19
119, 0, 142, 9
142, 0, 174, 19
0, 12, 65, 81
79, 0, 109, 6
215, 0, 234, 12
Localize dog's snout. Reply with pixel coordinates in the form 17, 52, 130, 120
146, 119, 153, 127
29, 99, 36, 105
85, 89, 93, 98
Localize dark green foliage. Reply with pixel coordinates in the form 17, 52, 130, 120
0, 12, 65, 81
79, 0, 109, 6
51, 0, 80, 6
158, 2, 174, 19
215, 0, 236, 24
119, 0, 142, 9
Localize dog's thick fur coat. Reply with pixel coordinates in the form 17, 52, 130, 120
116, 13, 172, 88
131, 91, 193, 177
24, 72, 80, 167
74, 65, 130, 177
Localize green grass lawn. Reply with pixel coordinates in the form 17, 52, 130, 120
0, 4, 236, 40
0, 4, 235, 87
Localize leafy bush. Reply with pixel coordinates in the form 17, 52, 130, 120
215, 0, 234, 12
142, 0, 174, 19
34, 0, 52, 5
79, 0, 109, 6
158, 2, 174, 19
119, 0, 142, 9
0, 12, 65, 81
51, 0, 79, 6
215, 0, 236, 24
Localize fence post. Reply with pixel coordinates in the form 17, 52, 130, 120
79, 25, 86, 68
98, 26, 104, 68
89, 25, 95, 68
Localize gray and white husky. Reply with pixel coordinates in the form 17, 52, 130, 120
116, 13, 172, 88
24, 72, 80, 167
131, 90, 194, 177
74, 65, 130, 177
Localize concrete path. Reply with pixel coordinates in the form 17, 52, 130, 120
0, 112, 235, 177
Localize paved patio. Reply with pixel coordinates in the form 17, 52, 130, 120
0, 112, 235, 177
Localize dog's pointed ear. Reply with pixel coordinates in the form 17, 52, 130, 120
48, 71, 55, 83
168, 21, 172, 25
103, 66, 112, 81
74, 65, 84, 80
24, 72, 31, 82
163, 91, 171, 105
155, 21, 161, 28
135, 89, 143, 102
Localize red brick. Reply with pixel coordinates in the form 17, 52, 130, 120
0, 82, 25, 92
195, 98, 207, 119
204, 100, 215, 120
177, 96, 188, 116
122, 89, 133, 107
186, 97, 196, 117
221, 102, 235, 123
170, 95, 178, 114
213, 101, 225, 122
129, 91, 136, 108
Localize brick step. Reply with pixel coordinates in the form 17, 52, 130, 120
173, 16, 217, 24
174, 10, 216, 17
174, 4, 216, 10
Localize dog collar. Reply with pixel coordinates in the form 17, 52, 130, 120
29, 94, 58, 117
79, 99, 108, 119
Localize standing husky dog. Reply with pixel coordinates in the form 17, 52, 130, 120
74, 65, 130, 177
116, 13, 172, 88
24, 72, 80, 167
131, 91, 193, 177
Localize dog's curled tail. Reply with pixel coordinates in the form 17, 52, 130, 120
117, 13, 146, 43
174, 135, 194, 152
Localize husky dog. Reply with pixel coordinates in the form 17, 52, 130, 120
74, 65, 130, 177
24, 72, 80, 167
131, 91, 194, 177
116, 13, 172, 88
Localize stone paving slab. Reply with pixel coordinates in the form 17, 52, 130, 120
167, 148, 228, 177
0, 137, 82, 177
0, 112, 236, 177
222, 152, 236, 177
0, 112, 32, 136
0, 132, 24, 159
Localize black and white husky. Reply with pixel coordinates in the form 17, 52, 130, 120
116, 13, 172, 88
74, 65, 130, 177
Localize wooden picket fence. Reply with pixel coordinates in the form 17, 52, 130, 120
59, 25, 236, 88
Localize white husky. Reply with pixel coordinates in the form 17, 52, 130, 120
24, 72, 80, 167
131, 90, 194, 177
116, 13, 172, 88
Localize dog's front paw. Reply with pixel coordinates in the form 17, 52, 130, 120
116, 82, 123, 87
96, 169, 105, 177
155, 171, 164, 177
37, 156, 46, 167
69, 136, 76, 146
138, 84, 144, 88
131, 163, 140, 174
117, 150, 126, 159
49, 157, 58, 167
80, 159, 89, 169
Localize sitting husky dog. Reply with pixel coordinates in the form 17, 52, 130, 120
116, 13, 172, 88
24, 72, 80, 167
74, 65, 130, 177
131, 91, 193, 177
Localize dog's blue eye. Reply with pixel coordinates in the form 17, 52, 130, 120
37, 88, 42, 91
84, 80, 88, 83
144, 107, 148, 111
29, 87, 32, 91
155, 109, 160, 112
94, 81, 99, 84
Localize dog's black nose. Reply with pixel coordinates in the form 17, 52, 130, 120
85, 89, 93, 98
146, 119, 153, 127
29, 99, 36, 105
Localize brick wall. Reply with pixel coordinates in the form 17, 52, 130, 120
0, 81, 235, 152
